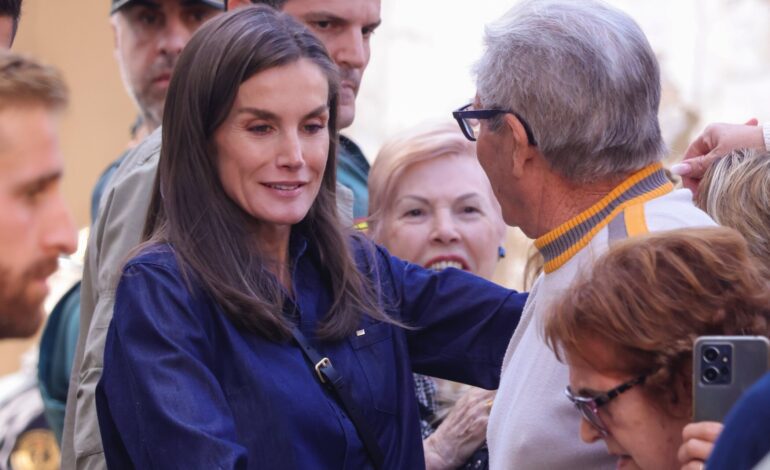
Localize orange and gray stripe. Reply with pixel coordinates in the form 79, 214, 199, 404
535, 163, 673, 273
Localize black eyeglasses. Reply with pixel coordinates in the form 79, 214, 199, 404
452, 103, 537, 146
564, 375, 646, 436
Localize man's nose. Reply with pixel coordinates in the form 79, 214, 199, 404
334, 29, 367, 70
158, 17, 191, 58
42, 195, 78, 256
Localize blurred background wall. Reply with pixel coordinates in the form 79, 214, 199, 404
2, 0, 770, 374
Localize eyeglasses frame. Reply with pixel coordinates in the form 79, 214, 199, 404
564, 374, 647, 436
452, 103, 538, 146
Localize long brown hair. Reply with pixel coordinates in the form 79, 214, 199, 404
544, 227, 770, 416
146, 6, 387, 341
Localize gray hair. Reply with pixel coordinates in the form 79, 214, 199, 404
474, 0, 665, 183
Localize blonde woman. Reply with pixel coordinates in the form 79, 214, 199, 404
696, 148, 770, 277
368, 122, 508, 469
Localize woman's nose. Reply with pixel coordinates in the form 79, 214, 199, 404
579, 416, 603, 444
430, 211, 460, 244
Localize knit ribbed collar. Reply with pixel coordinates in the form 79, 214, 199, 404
534, 163, 673, 273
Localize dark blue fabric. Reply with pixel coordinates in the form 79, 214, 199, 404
337, 136, 370, 220
707, 371, 770, 470
96, 235, 526, 469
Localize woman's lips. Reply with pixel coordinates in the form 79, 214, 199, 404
423, 255, 470, 271
261, 182, 306, 198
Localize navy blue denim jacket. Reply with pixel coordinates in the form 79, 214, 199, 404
96, 234, 527, 469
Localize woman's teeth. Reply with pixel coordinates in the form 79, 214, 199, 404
428, 260, 464, 271
267, 183, 300, 190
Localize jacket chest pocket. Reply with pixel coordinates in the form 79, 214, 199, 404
349, 322, 398, 415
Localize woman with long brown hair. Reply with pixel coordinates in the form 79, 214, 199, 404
94, 6, 526, 469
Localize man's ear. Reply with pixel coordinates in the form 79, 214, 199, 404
502, 113, 535, 179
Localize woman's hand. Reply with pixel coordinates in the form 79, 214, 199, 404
423, 388, 495, 470
672, 119, 763, 198
678, 421, 723, 470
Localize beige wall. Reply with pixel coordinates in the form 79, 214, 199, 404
17, 0, 137, 227
1, 0, 136, 375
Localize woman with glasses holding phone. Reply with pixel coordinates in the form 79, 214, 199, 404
543, 227, 770, 470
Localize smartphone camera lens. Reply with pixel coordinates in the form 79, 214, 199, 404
704, 346, 720, 362
703, 366, 720, 383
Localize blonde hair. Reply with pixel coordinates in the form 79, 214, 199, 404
697, 148, 770, 278
367, 121, 477, 241
0, 51, 68, 110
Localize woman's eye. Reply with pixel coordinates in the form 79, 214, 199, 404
462, 206, 481, 214
248, 124, 272, 134
304, 123, 326, 134
403, 208, 423, 218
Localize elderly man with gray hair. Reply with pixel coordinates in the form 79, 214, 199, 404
451, 1, 716, 468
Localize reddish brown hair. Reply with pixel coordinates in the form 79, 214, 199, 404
545, 227, 770, 416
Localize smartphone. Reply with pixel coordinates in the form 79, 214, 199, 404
693, 336, 770, 422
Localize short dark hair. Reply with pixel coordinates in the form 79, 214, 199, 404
0, 0, 22, 44
223, 0, 287, 10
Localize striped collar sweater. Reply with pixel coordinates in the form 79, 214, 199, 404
487, 163, 715, 469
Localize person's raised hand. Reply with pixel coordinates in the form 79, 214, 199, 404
672, 119, 763, 197
678, 421, 723, 470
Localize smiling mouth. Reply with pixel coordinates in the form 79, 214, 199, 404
424, 256, 469, 271
263, 183, 304, 191
428, 260, 463, 271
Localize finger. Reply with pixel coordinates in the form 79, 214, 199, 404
680, 461, 705, 470
682, 153, 718, 179
678, 438, 715, 462
671, 162, 693, 176
683, 137, 711, 160
682, 421, 723, 442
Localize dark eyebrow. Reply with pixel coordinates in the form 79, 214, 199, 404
181, 0, 221, 7
14, 170, 61, 196
302, 11, 346, 23
235, 105, 329, 121
302, 11, 382, 31
365, 19, 382, 31
124, 0, 214, 9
